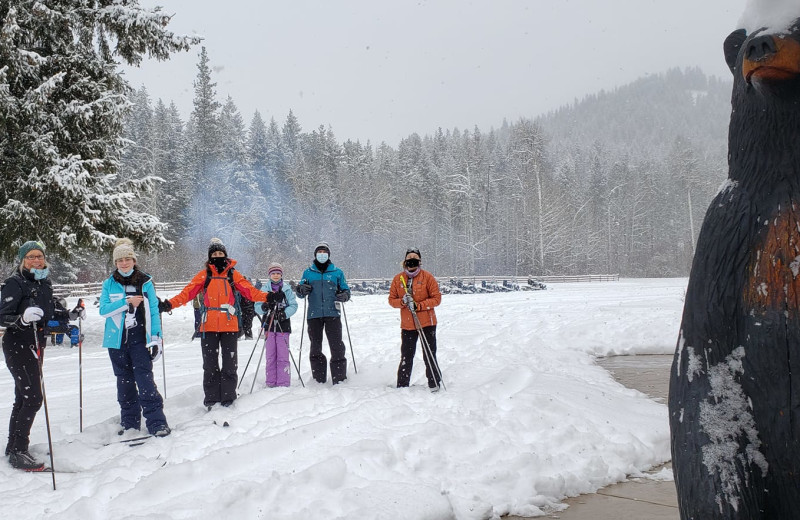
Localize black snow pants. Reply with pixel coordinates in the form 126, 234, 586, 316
3, 334, 43, 453
200, 332, 239, 406
307, 317, 347, 384
397, 325, 440, 389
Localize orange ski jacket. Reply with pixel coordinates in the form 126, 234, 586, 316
388, 269, 441, 330
168, 259, 268, 333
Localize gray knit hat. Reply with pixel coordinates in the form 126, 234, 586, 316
112, 238, 137, 263
314, 241, 330, 255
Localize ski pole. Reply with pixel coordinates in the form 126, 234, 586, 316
411, 308, 445, 390
400, 276, 445, 391
340, 303, 357, 374
250, 305, 277, 393
274, 319, 304, 388
238, 324, 264, 389
160, 320, 167, 399
75, 298, 84, 432
32, 321, 56, 490
298, 296, 307, 368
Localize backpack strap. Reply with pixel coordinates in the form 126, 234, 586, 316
199, 267, 240, 319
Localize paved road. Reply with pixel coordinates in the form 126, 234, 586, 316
507, 354, 679, 520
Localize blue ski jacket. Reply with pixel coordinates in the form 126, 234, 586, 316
99, 271, 161, 349
297, 262, 350, 319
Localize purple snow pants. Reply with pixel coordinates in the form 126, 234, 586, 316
265, 332, 291, 387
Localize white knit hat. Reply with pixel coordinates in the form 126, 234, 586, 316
112, 238, 137, 263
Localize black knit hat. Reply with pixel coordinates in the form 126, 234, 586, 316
208, 237, 227, 260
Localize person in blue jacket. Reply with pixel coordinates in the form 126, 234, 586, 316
99, 238, 170, 437
295, 242, 351, 384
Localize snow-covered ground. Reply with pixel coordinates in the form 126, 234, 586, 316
0, 278, 686, 519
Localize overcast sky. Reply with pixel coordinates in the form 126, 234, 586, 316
123, 0, 747, 146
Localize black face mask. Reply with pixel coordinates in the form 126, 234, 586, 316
210, 257, 228, 272
404, 258, 420, 269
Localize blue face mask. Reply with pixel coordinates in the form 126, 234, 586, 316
315, 252, 329, 263
118, 268, 134, 277
31, 267, 49, 280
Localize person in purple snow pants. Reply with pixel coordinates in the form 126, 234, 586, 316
256, 263, 298, 387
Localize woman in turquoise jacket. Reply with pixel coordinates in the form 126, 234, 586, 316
294, 242, 351, 384
99, 239, 170, 437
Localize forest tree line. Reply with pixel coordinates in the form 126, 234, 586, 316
111, 52, 732, 282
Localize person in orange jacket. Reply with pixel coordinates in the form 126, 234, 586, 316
388, 248, 442, 391
159, 238, 268, 408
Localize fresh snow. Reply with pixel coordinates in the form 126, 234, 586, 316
0, 278, 685, 519
740, 0, 800, 34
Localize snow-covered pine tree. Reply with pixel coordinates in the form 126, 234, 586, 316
0, 1, 199, 260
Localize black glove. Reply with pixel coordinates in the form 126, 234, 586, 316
335, 290, 350, 303
157, 298, 172, 314
266, 291, 286, 305
296, 283, 312, 297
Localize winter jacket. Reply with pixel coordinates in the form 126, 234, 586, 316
0, 267, 64, 345
388, 269, 441, 330
297, 261, 350, 319
168, 259, 268, 333
99, 269, 162, 349
256, 283, 298, 333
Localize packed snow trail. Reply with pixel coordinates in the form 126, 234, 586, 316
0, 279, 683, 519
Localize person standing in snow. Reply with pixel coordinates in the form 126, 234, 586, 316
158, 238, 269, 408
239, 277, 256, 340
388, 248, 442, 391
294, 242, 351, 384
255, 263, 298, 387
99, 238, 170, 437
1, 240, 80, 470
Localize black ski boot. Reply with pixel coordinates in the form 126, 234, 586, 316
9, 450, 45, 471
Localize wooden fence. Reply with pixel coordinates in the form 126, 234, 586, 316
51, 274, 619, 299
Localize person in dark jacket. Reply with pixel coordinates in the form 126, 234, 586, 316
0, 241, 82, 470
239, 278, 256, 340
295, 242, 351, 384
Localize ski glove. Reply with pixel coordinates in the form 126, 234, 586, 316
402, 294, 414, 305
147, 337, 163, 362
21, 306, 44, 325
158, 298, 172, 314
296, 283, 312, 297
335, 290, 350, 303
266, 291, 286, 305
69, 307, 87, 321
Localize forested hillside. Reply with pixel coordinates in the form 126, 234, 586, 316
100, 59, 733, 282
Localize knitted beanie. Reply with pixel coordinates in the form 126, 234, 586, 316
17, 240, 46, 262
314, 241, 330, 255
208, 237, 227, 259
268, 262, 283, 276
112, 238, 137, 263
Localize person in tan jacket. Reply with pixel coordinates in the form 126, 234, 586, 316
388, 248, 442, 391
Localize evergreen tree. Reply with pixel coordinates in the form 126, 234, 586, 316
0, 1, 198, 259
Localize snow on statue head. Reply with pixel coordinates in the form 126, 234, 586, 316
669, 3, 800, 519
